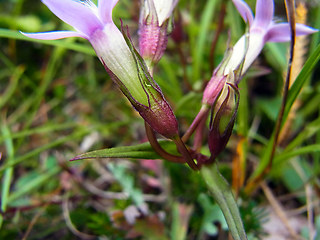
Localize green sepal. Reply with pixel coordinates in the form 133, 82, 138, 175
208, 83, 240, 160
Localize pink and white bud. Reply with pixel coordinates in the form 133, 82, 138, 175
139, 0, 178, 67
202, 74, 227, 106
208, 84, 239, 160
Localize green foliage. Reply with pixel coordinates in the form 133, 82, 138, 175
240, 201, 268, 239
0, 0, 319, 239
108, 163, 144, 206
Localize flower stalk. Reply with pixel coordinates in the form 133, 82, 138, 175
144, 122, 185, 163
173, 136, 199, 170
181, 105, 210, 143
201, 164, 248, 240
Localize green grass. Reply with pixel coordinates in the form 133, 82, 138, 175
0, 0, 319, 239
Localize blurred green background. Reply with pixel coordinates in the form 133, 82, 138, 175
0, 0, 320, 239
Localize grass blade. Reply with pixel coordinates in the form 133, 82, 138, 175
1, 125, 15, 213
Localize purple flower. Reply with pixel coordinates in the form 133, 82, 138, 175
203, 0, 317, 106
22, 0, 148, 103
22, 0, 179, 139
227, 0, 317, 75
203, 0, 317, 159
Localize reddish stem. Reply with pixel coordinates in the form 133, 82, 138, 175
145, 122, 185, 163
173, 136, 199, 170
193, 111, 208, 152
182, 105, 210, 143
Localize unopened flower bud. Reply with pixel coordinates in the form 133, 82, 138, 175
139, 0, 178, 67
114, 31, 179, 139
202, 74, 227, 106
208, 84, 239, 160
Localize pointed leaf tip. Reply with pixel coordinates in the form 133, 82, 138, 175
69, 155, 90, 161
69, 142, 177, 162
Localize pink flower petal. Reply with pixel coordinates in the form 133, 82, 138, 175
253, 0, 273, 29
232, 0, 254, 26
266, 23, 318, 42
98, 0, 119, 24
42, 0, 103, 37
21, 30, 87, 40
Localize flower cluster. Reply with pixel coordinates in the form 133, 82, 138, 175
202, 0, 317, 159
22, 0, 317, 166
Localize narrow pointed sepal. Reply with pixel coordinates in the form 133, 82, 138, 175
208, 84, 240, 161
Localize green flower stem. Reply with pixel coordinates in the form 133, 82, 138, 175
201, 164, 247, 240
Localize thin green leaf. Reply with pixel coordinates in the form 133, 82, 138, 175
0, 122, 77, 144
274, 144, 320, 165
283, 117, 320, 153
191, 0, 218, 83
170, 202, 193, 240
8, 166, 60, 203
0, 66, 24, 109
250, 43, 320, 180
284, 43, 320, 121
1, 125, 14, 213
71, 141, 178, 161
0, 214, 3, 229
0, 129, 88, 174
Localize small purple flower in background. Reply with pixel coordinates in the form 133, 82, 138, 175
139, 0, 178, 68
22, 0, 179, 139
